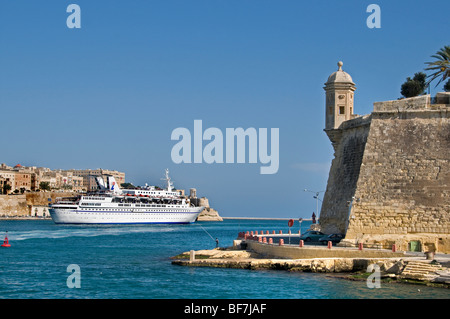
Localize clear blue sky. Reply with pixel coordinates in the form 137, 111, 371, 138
0, 1, 448, 218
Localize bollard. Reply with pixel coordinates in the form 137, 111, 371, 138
266, 231, 269, 235
246, 231, 250, 237
279, 239, 284, 246
258, 236, 262, 242
327, 241, 332, 249
263, 237, 267, 243
272, 230, 276, 234
268, 238, 273, 244
255, 231, 258, 235
358, 243, 363, 250
279, 230, 283, 234
250, 231, 254, 236
299, 240, 304, 247
392, 244, 396, 252
190, 250, 195, 262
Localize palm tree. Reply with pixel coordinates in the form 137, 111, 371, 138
425, 45, 450, 88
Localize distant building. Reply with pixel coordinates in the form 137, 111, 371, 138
0, 164, 125, 193
63, 168, 126, 191
0, 166, 32, 193
31, 205, 50, 218
0, 169, 16, 193
14, 171, 31, 192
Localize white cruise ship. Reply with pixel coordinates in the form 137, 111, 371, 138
49, 169, 204, 224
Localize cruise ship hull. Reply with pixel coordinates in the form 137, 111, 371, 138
49, 207, 204, 224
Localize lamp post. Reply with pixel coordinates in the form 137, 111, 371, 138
304, 189, 325, 219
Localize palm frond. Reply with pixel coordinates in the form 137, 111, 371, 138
424, 45, 450, 87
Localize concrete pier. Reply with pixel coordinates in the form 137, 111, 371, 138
172, 230, 450, 287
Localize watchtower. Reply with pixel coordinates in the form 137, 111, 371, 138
324, 61, 356, 131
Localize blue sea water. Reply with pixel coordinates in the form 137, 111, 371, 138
0, 219, 448, 299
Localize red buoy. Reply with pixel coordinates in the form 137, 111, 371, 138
1, 233, 11, 247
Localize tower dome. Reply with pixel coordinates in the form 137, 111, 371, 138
326, 61, 354, 84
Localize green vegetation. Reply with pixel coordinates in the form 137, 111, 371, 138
400, 72, 427, 98
400, 45, 450, 96
444, 79, 450, 92
120, 182, 136, 189
2, 183, 11, 194
39, 181, 51, 191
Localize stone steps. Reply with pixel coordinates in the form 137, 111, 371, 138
433, 269, 450, 284
400, 261, 443, 281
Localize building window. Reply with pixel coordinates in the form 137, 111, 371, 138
339, 106, 345, 114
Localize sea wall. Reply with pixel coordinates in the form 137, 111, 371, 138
172, 247, 406, 273
246, 241, 404, 259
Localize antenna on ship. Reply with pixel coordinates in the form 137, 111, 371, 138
161, 168, 174, 192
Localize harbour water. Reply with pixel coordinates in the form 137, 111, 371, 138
0, 219, 448, 299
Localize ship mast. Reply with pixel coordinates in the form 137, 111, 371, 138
161, 168, 174, 192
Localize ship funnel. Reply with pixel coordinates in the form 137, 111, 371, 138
106, 175, 122, 194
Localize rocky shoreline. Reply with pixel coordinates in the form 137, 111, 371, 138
171, 247, 450, 289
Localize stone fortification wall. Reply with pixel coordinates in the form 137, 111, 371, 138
0, 192, 76, 217
189, 190, 223, 221
320, 116, 371, 234
320, 62, 450, 253
26, 192, 76, 206
0, 195, 28, 217
344, 96, 450, 252
191, 197, 223, 221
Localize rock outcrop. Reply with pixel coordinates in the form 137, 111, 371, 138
189, 189, 223, 221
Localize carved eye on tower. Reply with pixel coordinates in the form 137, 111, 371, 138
338, 95, 345, 100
